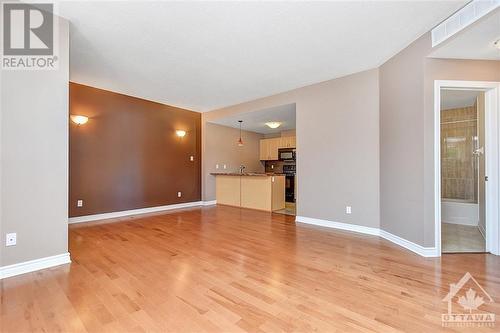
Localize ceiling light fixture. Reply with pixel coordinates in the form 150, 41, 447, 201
495, 39, 500, 50
70, 115, 89, 126
176, 130, 186, 137
265, 122, 281, 129
237, 120, 244, 146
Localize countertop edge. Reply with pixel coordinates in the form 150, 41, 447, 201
210, 173, 285, 177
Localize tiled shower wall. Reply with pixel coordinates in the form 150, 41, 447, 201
441, 104, 478, 202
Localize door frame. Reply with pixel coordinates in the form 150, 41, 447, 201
434, 80, 500, 255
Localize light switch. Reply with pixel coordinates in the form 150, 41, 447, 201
190, 156, 194, 161
216, 164, 219, 169
77, 200, 83, 207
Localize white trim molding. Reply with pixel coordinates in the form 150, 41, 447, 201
296, 216, 438, 258
295, 216, 379, 236
378, 230, 438, 258
69, 200, 217, 224
0, 253, 71, 280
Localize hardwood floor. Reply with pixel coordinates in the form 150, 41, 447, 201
2, 205, 500, 332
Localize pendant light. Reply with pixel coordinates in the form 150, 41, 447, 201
237, 120, 244, 146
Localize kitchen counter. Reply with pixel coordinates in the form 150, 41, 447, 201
212, 173, 285, 211
210, 172, 285, 177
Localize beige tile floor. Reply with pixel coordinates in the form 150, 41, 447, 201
442, 222, 485, 253
274, 202, 296, 216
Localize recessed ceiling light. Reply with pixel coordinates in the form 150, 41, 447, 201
265, 122, 281, 129
495, 39, 500, 50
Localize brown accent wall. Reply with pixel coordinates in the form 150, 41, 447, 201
69, 83, 201, 217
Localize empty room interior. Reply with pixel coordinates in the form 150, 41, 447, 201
1, 1, 500, 332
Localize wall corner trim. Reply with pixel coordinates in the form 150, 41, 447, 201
0, 252, 71, 280
69, 201, 217, 224
295, 216, 439, 258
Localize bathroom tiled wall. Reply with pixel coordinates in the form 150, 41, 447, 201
441, 104, 478, 202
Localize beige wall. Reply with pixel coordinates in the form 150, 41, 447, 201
204, 123, 264, 200
380, 32, 500, 247
203, 69, 380, 228
423, 57, 500, 247
1, 19, 69, 266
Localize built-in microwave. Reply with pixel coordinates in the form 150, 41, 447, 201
279, 148, 296, 161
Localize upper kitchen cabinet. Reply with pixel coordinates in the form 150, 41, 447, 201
279, 136, 296, 149
260, 137, 280, 160
260, 136, 296, 160
259, 139, 270, 160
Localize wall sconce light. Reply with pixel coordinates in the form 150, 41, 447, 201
70, 115, 89, 126
176, 130, 186, 137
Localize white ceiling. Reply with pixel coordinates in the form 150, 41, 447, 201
430, 8, 500, 60
59, 1, 466, 112
441, 90, 481, 110
209, 103, 296, 135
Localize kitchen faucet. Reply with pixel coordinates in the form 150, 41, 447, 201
239, 164, 246, 174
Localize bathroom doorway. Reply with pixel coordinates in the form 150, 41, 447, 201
440, 89, 485, 253
434, 80, 500, 255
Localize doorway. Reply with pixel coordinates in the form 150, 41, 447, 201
440, 89, 485, 252
434, 81, 500, 256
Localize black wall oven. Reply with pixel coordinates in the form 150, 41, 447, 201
283, 164, 296, 203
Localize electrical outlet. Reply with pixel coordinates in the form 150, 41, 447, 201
216, 164, 219, 169
6, 233, 16, 246
77, 199, 83, 207
223, 164, 227, 169
346, 206, 352, 214
177, 191, 182, 198
190, 156, 194, 161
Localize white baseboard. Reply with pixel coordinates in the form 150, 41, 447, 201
295, 216, 379, 236
69, 200, 217, 224
379, 230, 438, 257
0, 252, 71, 280
296, 216, 438, 258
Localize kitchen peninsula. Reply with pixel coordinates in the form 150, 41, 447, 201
211, 173, 285, 212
